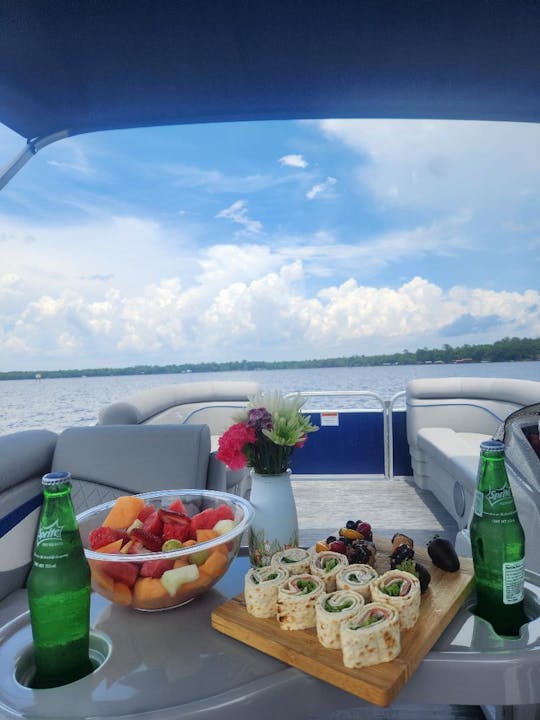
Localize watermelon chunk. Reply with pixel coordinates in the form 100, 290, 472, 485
213, 504, 234, 522
137, 503, 154, 522
101, 560, 139, 587
142, 510, 163, 536
162, 522, 192, 543
191, 508, 218, 531
140, 558, 175, 578
88, 526, 125, 550
168, 498, 188, 514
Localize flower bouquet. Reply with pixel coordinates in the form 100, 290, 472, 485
216, 391, 318, 566
216, 391, 318, 475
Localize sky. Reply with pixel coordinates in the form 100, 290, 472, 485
1, 117, 539, 372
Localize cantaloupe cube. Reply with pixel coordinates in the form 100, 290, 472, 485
89, 561, 115, 593
95, 539, 124, 554
173, 557, 190, 568
180, 570, 212, 596
200, 550, 228, 579
133, 577, 170, 609
111, 582, 132, 606
196, 529, 218, 543
102, 496, 145, 530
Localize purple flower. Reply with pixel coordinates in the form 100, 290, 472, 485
247, 407, 273, 431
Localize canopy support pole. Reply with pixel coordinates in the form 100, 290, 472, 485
0, 130, 71, 190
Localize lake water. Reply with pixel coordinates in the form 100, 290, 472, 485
1, 361, 539, 435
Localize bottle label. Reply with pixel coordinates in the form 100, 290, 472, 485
36, 519, 64, 548
486, 485, 513, 507
503, 558, 525, 604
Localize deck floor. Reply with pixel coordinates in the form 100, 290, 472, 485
291, 476, 459, 549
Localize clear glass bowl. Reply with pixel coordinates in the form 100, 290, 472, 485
77, 489, 253, 611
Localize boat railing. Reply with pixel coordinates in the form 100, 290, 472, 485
285, 390, 408, 480
178, 391, 410, 480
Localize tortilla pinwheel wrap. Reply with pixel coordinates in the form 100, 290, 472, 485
370, 569, 421, 630
340, 603, 401, 668
276, 573, 325, 630
244, 565, 290, 618
336, 563, 378, 600
309, 550, 349, 592
315, 589, 365, 649
270, 547, 311, 575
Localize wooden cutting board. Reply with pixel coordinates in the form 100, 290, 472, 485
211, 537, 474, 707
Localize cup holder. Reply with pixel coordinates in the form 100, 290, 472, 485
459, 586, 540, 647
15, 630, 112, 690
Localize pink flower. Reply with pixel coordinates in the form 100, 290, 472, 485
216, 422, 256, 470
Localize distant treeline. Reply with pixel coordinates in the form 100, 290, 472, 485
1, 336, 539, 381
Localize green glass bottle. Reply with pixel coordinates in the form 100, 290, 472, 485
470, 440, 528, 637
27, 472, 93, 688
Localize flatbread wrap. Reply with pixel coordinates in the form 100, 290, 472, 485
276, 573, 325, 630
310, 550, 349, 592
315, 589, 364, 649
370, 569, 421, 630
244, 565, 289, 618
340, 603, 401, 668
336, 563, 378, 600
271, 547, 311, 575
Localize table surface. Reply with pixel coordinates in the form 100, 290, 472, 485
1, 551, 540, 720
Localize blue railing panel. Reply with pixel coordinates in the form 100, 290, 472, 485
290, 411, 386, 474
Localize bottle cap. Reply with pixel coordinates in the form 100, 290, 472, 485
480, 439, 505, 452
42, 471, 72, 485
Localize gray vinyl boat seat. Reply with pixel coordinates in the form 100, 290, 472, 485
0, 424, 225, 601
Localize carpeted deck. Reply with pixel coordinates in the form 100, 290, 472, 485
292, 476, 459, 550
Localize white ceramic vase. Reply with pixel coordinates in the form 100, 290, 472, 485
248, 469, 299, 567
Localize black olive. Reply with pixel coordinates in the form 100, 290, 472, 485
427, 536, 460, 572
326, 535, 336, 544
346, 520, 357, 529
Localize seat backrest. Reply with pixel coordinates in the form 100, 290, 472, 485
51, 424, 217, 514
406, 377, 540, 444
98, 380, 260, 425
0, 430, 57, 600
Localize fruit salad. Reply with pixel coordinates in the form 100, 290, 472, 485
85, 495, 239, 610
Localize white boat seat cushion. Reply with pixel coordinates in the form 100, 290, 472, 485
417, 428, 489, 491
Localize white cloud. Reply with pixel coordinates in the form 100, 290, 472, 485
306, 176, 337, 200
216, 200, 263, 236
2, 252, 538, 369
279, 154, 308, 169
317, 119, 540, 216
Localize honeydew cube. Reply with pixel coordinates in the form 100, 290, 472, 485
127, 518, 144, 535
160, 564, 199, 596
213, 519, 236, 536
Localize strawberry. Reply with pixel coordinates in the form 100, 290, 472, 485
130, 527, 163, 552
140, 558, 174, 578
101, 560, 139, 587
88, 526, 125, 550
142, 510, 163, 536
162, 522, 192, 543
